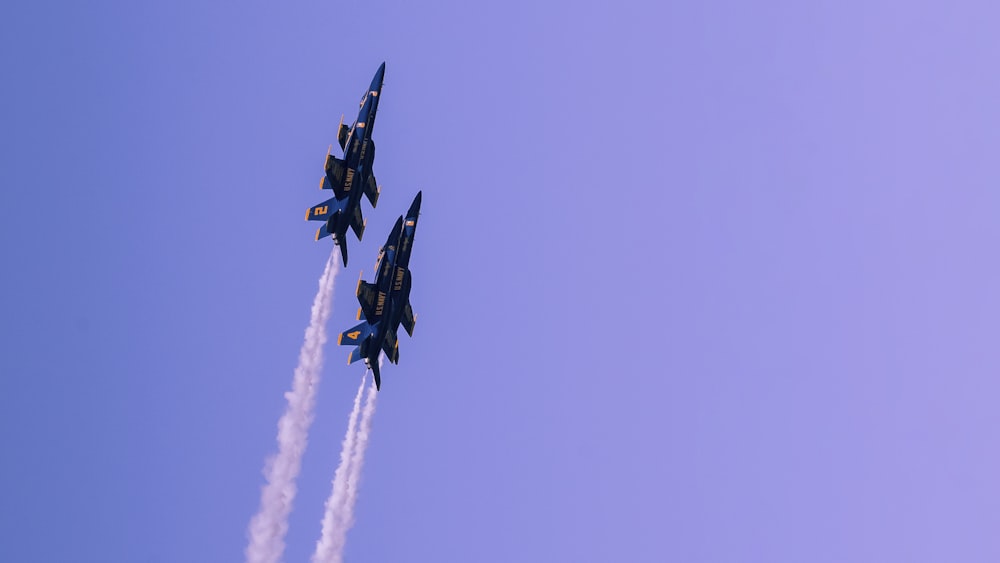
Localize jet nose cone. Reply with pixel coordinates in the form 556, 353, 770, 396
407, 191, 422, 217
371, 62, 386, 91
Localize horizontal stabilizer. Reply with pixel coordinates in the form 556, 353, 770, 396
306, 198, 337, 222
348, 346, 365, 365
339, 321, 373, 348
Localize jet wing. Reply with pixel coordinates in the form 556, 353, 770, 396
322, 154, 351, 200
356, 274, 384, 323
337, 115, 350, 151
401, 301, 416, 336
364, 173, 380, 208
382, 327, 399, 364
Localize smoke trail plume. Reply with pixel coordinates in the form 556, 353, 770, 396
312, 372, 367, 562
246, 250, 340, 563
312, 359, 382, 563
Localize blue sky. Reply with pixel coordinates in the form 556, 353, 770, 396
3, 1, 1000, 561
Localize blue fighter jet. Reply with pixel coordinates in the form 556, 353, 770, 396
338, 191, 421, 389
305, 62, 386, 266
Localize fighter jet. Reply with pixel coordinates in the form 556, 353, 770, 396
338, 191, 422, 389
305, 62, 386, 266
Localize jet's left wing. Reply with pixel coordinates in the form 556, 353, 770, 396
364, 174, 380, 208
321, 151, 351, 200
382, 328, 399, 364
401, 301, 416, 336
337, 115, 350, 151
356, 273, 384, 323
349, 201, 366, 240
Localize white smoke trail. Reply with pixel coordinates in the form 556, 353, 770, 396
246, 250, 340, 563
312, 372, 367, 563
341, 372, 379, 524
312, 358, 382, 563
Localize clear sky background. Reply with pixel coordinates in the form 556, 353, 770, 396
3, 1, 1000, 562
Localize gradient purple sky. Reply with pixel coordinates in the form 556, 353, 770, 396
3, 1, 1000, 561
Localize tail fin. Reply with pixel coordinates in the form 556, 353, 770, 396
348, 345, 365, 364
